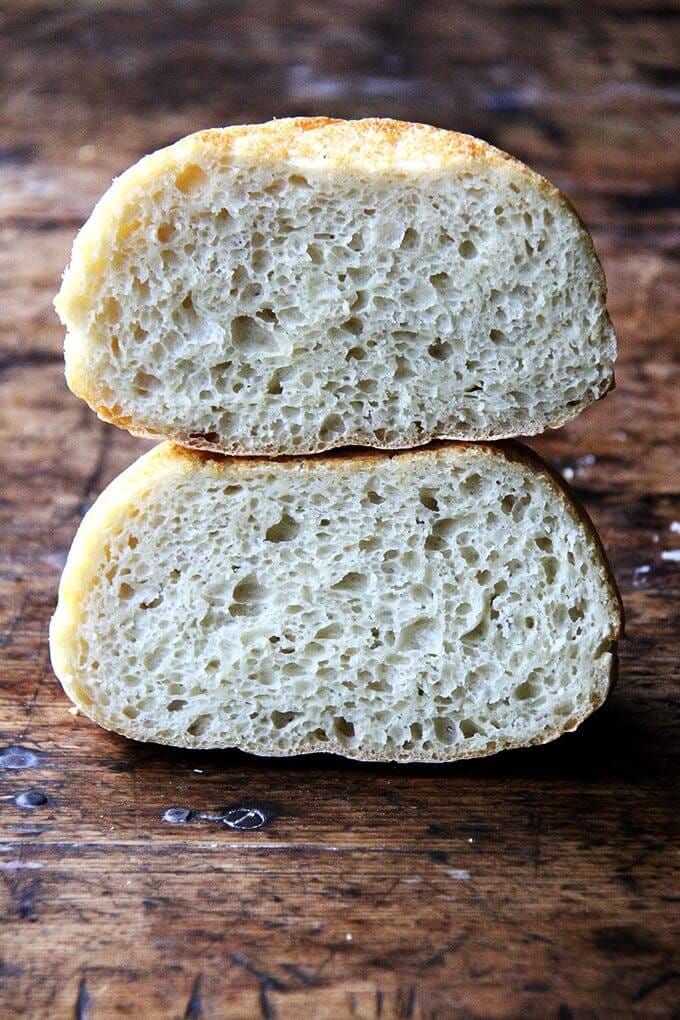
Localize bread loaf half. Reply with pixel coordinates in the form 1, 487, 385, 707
50, 441, 622, 761
55, 118, 616, 456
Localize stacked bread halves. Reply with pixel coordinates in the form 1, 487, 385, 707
50, 118, 622, 762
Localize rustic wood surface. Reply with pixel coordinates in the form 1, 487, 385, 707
1, 2, 679, 1017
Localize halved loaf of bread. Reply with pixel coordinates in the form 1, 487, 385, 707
55, 117, 616, 456
50, 441, 622, 761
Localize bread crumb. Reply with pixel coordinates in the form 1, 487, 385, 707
68, 705, 79, 716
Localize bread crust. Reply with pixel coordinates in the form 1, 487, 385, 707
50, 439, 623, 762
55, 117, 617, 454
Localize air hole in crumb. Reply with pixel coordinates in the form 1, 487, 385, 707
307, 243, 322, 265
167, 699, 187, 713
118, 583, 134, 600
399, 618, 435, 651
341, 317, 363, 336
542, 557, 559, 584
188, 431, 219, 444
231, 315, 270, 353
332, 572, 367, 593
102, 296, 121, 323
320, 413, 343, 438
271, 710, 296, 729
266, 370, 286, 395
394, 356, 413, 380
359, 536, 380, 553
461, 617, 487, 644
459, 239, 477, 259
333, 717, 355, 740
315, 623, 342, 640
232, 573, 267, 603
461, 473, 481, 496
133, 370, 159, 396
265, 512, 299, 543
430, 272, 449, 292
434, 717, 455, 745
514, 682, 535, 701
346, 346, 366, 361
400, 227, 418, 249
460, 718, 480, 738
175, 163, 207, 193
256, 308, 278, 323
428, 339, 452, 360
419, 489, 439, 511
187, 714, 212, 737
157, 223, 174, 243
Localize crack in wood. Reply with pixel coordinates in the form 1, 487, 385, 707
0, 216, 85, 233
183, 974, 203, 1019
227, 953, 286, 1019
633, 969, 680, 1002
76, 420, 111, 520
75, 976, 90, 1020
397, 984, 416, 1018
0, 352, 62, 379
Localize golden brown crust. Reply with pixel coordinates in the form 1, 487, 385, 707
56, 117, 616, 453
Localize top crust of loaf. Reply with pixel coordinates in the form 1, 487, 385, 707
55, 118, 616, 454
50, 439, 623, 761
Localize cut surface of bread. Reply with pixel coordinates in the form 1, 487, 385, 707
50, 441, 622, 762
55, 118, 617, 455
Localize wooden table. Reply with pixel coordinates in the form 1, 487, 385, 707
1, 2, 678, 1016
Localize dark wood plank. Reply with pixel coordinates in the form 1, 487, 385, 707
1, 1, 678, 1016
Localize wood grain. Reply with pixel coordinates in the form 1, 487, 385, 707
1, 1, 678, 1016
